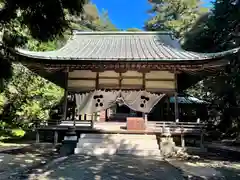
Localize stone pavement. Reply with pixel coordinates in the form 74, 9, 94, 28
28, 154, 240, 180
28, 155, 186, 180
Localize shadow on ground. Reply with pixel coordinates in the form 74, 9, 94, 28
28, 155, 187, 180
0, 143, 60, 179
26, 153, 240, 180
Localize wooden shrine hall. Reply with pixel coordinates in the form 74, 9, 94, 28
11, 31, 240, 137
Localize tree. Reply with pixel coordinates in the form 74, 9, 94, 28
0, 0, 86, 91
97, 10, 118, 31
0, 1, 118, 136
145, 0, 208, 41
69, 4, 118, 31
0, 64, 63, 129
0, 0, 86, 42
126, 28, 142, 31
184, 0, 240, 52
183, 0, 240, 134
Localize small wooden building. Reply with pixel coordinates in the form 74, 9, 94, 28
11, 31, 239, 133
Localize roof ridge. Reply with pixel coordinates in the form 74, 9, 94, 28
72, 30, 174, 35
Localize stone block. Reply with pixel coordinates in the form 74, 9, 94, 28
126, 117, 145, 130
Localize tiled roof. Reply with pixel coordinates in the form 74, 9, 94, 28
15, 31, 240, 61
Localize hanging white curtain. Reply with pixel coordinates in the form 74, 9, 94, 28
75, 90, 165, 115
75, 90, 120, 114
120, 91, 166, 113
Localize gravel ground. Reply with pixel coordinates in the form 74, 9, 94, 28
27, 155, 186, 180
1, 144, 240, 180
25, 152, 240, 180
0, 143, 60, 180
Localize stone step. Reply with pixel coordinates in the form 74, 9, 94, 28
80, 133, 156, 139
74, 148, 161, 156
77, 138, 121, 144
80, 133, 118, 139
74, 147, 117, 155
80, 134, 157, 140
77, 139, 158, 145
116, 149, 161, 156
75, 133, 161, 157
76, 143, 159, 149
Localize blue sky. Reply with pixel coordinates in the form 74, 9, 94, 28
91, 0, 212, 30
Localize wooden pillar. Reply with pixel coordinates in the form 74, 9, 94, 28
54, 131, 58, 145
63, 68, 69, 120
200, 128, 204, 148
36, 130, 40, 143
166, 95, 170, 121
174, 72, 179, 121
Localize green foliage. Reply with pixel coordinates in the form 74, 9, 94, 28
145, 0, 208, 41
11, 129, 25, 137
69, 4, 118, 31
126, 28, 142, 31
184, 0, 240, 133
0, 1, 118, 135
184, 1, 240, 52
0, 0, 86, 42
0, 64, 64, 127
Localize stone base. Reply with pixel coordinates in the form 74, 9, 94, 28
126, 117, 145, 131
159, 137, 176, 157
60, 139, 78, 156
64, 136, 78, 141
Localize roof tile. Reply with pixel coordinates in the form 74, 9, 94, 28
15, 31, 240, 61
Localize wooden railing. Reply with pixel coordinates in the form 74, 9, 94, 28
147, 121, 205, 135
60, 120, 94, 128
33, 119, 94, 129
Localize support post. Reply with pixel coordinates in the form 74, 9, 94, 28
36, 130, 40, 143
174, 72, 179, 121
54, 131, 58, 145
181, 133, 185, 148
180, 123, 185, 148
200, 129, 204, 148
72, 94, 76, 127
63, 68, 69, 120
144, 113, 148, 126
166, 95, 170, 121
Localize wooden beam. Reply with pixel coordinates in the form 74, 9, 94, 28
68, 77, 174, 81
41, 61, 205, 72
68, 87, 175, 94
